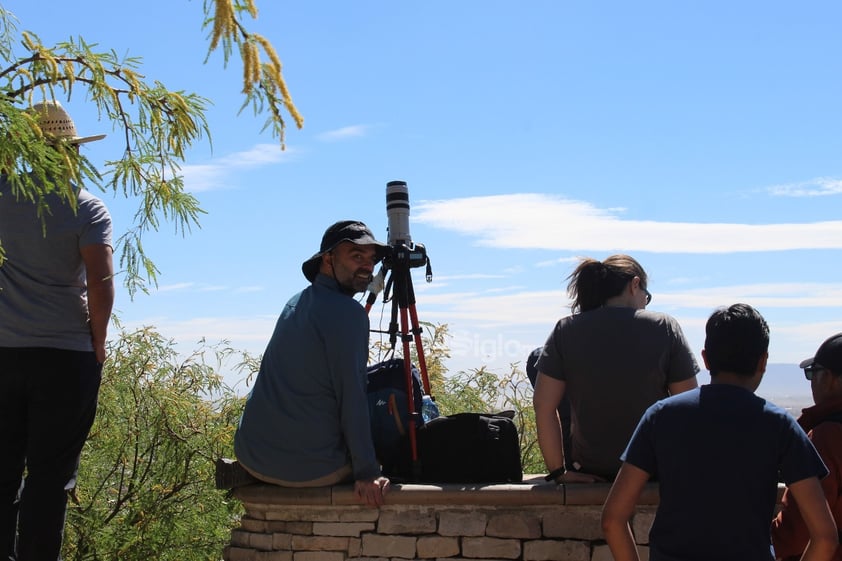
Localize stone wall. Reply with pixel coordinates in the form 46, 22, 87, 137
223, 476, 657, 561
224, 476, 784, 561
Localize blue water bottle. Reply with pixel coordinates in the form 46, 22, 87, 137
421, 395, 440, 423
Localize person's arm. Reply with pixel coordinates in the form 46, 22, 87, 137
534, 373, 567, 475
602, 462, 649, 561
667, 377, 698, 396
772, 485, 809, 560
81, 243, 114, 364
784, 476, 838, 561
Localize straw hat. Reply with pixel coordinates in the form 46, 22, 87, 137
32, 100, 106, 144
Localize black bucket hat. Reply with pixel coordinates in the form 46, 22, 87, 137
302, 220, 389, 282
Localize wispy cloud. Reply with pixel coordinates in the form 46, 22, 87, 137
316, 125, 372, 142
181, 144, 299, 192
153, 282, 261, 294
414, 193, 842, 253
767, 177, 842, 197
536, 256, 581, 268
414, 282, 842, 336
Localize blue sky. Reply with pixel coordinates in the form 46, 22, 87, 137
5, 1, 841, 402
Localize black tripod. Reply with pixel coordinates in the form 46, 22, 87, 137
366, 241, 433, 470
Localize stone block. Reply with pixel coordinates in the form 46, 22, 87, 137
254, 552, 293, 561
631, 509, 655, 544
486, 512, 541, 539
292, 552, 345, 561
272, 533, 292, 550
313, 522, 376, 537
416, 536, 461, 558
361, 533, 417, 559
224, 545, 257, 561
250, 532, 275, 551
462, 537, 521, 559
339, 509, 380, 522
290, 535, 350, 551
524, 539, 589, 561
543, 507, 603, 540
439, 511, 488, 536
347, 537, 362, 557
591, 544, 613, 561
240, 518, 269, 532
285, 522, 313, 535
230, 530, 252, 547
378, 508, 437, 534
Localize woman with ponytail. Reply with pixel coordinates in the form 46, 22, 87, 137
533, 255, 699, 483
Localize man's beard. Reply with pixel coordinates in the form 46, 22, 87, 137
338, 269, 372, 295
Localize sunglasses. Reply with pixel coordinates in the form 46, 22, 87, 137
643, 287, 652, 305
804, 364, 826, 381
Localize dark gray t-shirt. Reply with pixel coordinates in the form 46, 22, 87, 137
0, 177, 112, 351
536, 306, 699, 478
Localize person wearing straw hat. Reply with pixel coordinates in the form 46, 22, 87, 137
234, 220, 392, 507
0, 100, 114, 560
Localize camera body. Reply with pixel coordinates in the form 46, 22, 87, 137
383, 240, 427, 270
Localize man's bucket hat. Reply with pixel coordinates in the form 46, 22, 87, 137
302, 220, 388, 282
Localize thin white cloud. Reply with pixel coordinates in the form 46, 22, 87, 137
152, 282, 264, 294
413, 283, 842, 342
432, 273, 508, 281
181, 144, 299, 192
157, 282, 195, 292
235, 285, 265, 294
767, 177, 842, 198
316, 125, 371, 142
536, 256, 581, 268
414, 193, 842, 253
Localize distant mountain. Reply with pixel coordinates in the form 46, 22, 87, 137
758, 363, 812, 414
694, 363, 811, 415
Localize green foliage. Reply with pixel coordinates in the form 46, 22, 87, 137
61, 318, 542, 559
65, 323, 255, 561
0, 3, 302, 296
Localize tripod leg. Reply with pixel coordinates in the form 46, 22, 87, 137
401, 269, 433, 397
397, 304, 421, 469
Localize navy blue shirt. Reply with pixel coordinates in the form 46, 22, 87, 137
623, 384, 828, 561
235, 274, 381, 482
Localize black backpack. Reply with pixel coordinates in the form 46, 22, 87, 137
366, 359, 423, 472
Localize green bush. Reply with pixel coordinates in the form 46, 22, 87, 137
65, 323, 254, 561
63, 320, 542, 559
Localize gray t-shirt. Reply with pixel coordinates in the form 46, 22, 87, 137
0, 176, 113, 351
536, 306, 699, 478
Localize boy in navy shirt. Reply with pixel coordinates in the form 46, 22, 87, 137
602, 304, 838, 561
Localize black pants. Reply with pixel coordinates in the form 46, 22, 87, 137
0, 347, 102, 561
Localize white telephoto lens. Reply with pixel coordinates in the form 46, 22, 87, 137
386, 180, 411, 245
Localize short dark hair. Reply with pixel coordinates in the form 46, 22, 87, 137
704, 303, 769, 377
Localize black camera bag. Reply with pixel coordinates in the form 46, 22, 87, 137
387, 411, 523, 484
